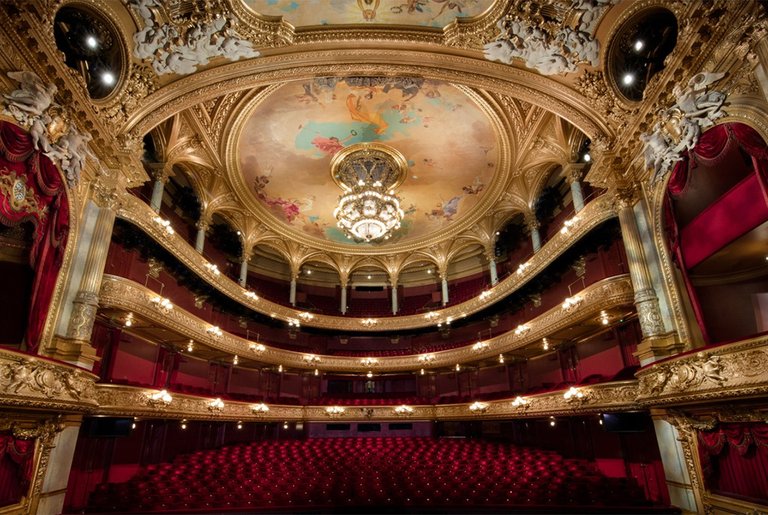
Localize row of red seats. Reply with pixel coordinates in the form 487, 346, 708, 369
87, 437, 655, 513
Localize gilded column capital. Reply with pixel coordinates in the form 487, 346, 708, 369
563, 163, 587, 183
524, 213, 540, 231
149, 164, 172, 184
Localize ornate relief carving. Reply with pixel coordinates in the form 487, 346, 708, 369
0, 352, 97, 408
637, 337, 768, 406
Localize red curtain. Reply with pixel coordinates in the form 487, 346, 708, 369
665, 123, 768, 344
0, 121, 69, 352
698, 423, 768, 504
0, 433, 36, 508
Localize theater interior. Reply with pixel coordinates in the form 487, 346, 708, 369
0, 0, 767, 513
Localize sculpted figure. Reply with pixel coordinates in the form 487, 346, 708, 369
3, 71, 57, 120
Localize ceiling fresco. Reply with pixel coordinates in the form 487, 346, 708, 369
242, 0, 492, 27
237, 77, 498, 246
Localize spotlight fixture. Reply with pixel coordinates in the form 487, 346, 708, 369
244, 291, 259, 300
634, 39, 644, 52
622, 73, 635, 86
207, 326, 223, 338
101, 71, 115, 86
85, 35, 98, 49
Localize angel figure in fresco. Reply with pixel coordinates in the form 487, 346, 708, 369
356, 0, 382, 20
426, 195, 461, 222
311, 133, 355, 156
462, 176, 485, 195
346, 94, 389, 135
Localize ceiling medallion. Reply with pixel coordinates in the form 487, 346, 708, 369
331, 143, 408, 243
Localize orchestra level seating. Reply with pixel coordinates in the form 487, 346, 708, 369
85, 437, 678, 513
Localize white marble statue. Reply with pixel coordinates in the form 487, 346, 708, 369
643, 71, 728, 184
483, 0, 612, 75
3, 71, 57, 122
125, 0, 260, 76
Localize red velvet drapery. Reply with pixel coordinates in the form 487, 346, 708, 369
0, 121, 69, 352
698, 423, 768, 504
664, 123, 768, 344
0, 433, 35, 508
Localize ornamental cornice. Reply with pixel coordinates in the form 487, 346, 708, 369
99, 273, 633, 373
636, 335, 768, 407
116, 193, 616, 332
93, 381, 639, 422
0, 348, 99, 412
121, 49, 613, 143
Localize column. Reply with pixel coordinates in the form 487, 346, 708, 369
51, 202, 116, 369
651, 411, 703, 513
340, 281, 348, 314
527, 216, 542, 252
289, 275, 297, 306
441, 275, 449, 306
29, 415, 81, 515
488, 258, 498, 286
238, 249, 252, 288
391, 280, 398, 315
194, 217, 208, 254
149, 168, 169, 213
567, 164, 587, 213
615, 189, 675, 363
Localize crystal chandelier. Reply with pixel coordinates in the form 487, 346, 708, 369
331, 143, 408, 242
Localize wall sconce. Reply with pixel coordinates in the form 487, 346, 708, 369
287, 318, 300, 328
560, 216, 579, 234
360, 318, 378, 328
153, 216, 174, 236
479, 290, 492, 300
361, 357, 378, 367
562, 295, 582, 311
244, 291, 258, 300
251, 403, 270, 415
514, 324, 530, 336
208, 398, 225, 412
394, 405, 414, 416
511, 396, 529, 409
325, 406, 346, 417
424, 311, 439, 321
205, 262, 220, 276
469, 401, 489, 414
517, 262, 530, 275
418, 354, 435, 364
124, 312, 134, 327
186, 340, 194, 352
233, 355, 239, 366
472, 341, 489, 352
298, 312, 314, 321
146, 389, 173, 407
563, 386, 588, 405
207, 326, 223, 338
303, 354, 320, 365
250, 342, 266, 353
150, 296, 173, 313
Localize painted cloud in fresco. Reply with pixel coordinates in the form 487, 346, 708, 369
243, 0, 491, 27
238, 77, 497, 246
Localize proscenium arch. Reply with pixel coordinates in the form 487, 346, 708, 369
122, 48, 614, 145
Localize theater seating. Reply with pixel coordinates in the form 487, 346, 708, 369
87, 437, 660, 513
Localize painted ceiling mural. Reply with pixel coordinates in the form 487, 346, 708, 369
237, 77, 498, 246
242, 0, 492, 27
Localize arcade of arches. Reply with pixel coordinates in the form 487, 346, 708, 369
0, 1, 768, 514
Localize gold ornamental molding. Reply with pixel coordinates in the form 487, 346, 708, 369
93, 380, 639, 423
0, 348, 99, 412
116, 192, 617, 332
99, 273, 633, 373
636, 335, 768, 407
